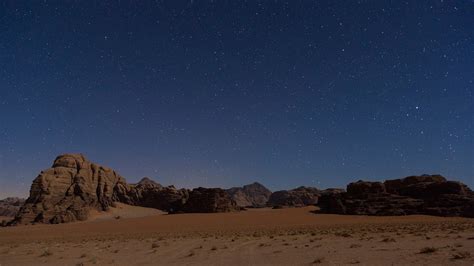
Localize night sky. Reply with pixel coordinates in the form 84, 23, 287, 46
0, 1, 473, 198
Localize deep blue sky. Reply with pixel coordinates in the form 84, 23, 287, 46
0, 1, 473, 198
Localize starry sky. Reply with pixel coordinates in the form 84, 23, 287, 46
0, 1, 473, 198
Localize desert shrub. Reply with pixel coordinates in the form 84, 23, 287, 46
451, 251, 470, 260
40, 249, 53, 257
312, 257, 324, 264
419, 247, 437, 254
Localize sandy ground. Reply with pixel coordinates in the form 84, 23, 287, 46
88, 203, 165, 221
0, 216, 12, 223
0, 205, 473, 266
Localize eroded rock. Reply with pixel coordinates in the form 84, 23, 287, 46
12, 154, 129, 224
318, 175, 474, 217
0, 197, 25, 217
227, 182, 272, 208
267, 186, 320, 208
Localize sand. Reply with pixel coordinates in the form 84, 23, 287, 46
1, 205, 473, 265
0, 216, 12, 222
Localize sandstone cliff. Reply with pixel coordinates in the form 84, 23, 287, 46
318, 175, 474, 217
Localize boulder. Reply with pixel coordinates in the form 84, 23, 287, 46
267, 186, 320, 207
227, 182, 272, 208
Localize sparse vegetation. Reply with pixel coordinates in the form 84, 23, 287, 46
40, 249, 53, 257
312, 257, 324, 264
419, 247, 437, 254
336, 232, 352, 238
451, 251, 471, 260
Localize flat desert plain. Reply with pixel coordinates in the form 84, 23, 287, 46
1, 205, 473, 266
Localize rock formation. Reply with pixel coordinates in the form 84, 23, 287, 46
114, 177, 189, 212
318, 175, 474, 217
0, 197, 25, 217
174, 187, 238, 213
12, 154, 130, 224
267, 186, 321, 208
12, 154, 238, 224
227, 182, 272, 208
13, 154, 474, 224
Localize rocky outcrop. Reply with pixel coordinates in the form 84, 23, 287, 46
12, 154, 239, 224
174, 187, 238, 213
12, 154, 130, 224
115, 177, 189, 212
318, 175, 474, 217
0, 197, 25, 217
267, 186, 320, 208
227, 182, 272, 208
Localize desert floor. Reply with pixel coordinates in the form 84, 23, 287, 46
0, 205, 473, 266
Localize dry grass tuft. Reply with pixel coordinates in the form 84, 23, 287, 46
419, 247, 437, 254
451, 251, 471, 260
336, 232, 352, 238
39, 249, 53, 257
312, 257, 324, 264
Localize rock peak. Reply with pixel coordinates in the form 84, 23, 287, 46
137, 177, 161, 186
52, 153, 88, 169
12, 154, 128, 224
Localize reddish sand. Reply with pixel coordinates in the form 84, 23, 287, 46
1, 205, 473, 265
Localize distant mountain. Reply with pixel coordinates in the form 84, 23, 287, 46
0, 197, 25, 217
135, 177, 162, 188
227, 182, 272, 208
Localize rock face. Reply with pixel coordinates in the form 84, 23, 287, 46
115, 177, 189, 213
12, 154, 130, 224
0, 197, 25, 217
267, 186, 320, 207
318, 175, 474, 217
175, 187, 238, 213
227, 182, 272, 208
